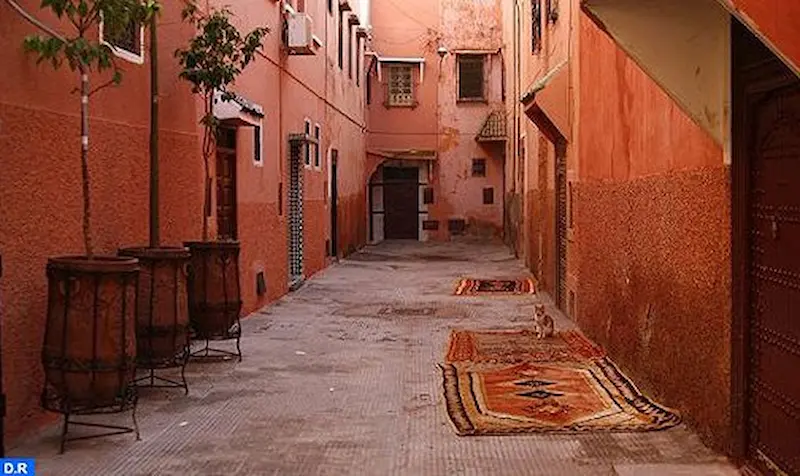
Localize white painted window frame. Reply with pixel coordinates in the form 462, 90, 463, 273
98, 16, 145, 65
253, 118, 264, 167
303, 118, 312, 168
313, 123, 322, 169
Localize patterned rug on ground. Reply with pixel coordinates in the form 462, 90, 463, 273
441, 329, 681, 435
454, 278, 536, 296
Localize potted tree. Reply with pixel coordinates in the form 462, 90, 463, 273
118, 1, 194, 394
175, 2, 267, 361
10, 0, 157, 452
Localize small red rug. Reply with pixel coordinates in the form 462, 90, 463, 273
454, 278, 536, 296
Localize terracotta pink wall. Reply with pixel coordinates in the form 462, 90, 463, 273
0, 0, 202, 441
0, 0, 370, 444
368, 0, 505, 239
209, 0, 368, 312
575, 12, 731, 453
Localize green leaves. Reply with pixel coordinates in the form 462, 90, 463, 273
175, 4, 268, 133
22, 0, 160, 83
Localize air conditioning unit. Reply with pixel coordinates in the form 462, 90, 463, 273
287, 13, 314, 55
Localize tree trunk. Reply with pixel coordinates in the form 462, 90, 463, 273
201, 93, 213, 242
149, 15, 160, 249
80, 67, 94, 258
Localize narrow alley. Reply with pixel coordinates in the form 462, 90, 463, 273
14, 242, 736, 475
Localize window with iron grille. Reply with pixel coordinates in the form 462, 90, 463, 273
338, 11, 344, 69
458, 55, 485, 100
387, 66, 414, 107
483, 187, 494, 205
532, 0, 543, 53
304, 120, 312, 166
423, 187, 434, 204
101, 18, 143, 62
314, 124, 321, 168
546, 0, 559, 23
472, 158, 487, 177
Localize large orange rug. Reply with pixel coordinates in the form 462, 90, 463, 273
454, 278, 536, 296
441, 329, 681, 436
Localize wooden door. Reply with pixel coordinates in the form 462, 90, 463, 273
216, 128, 238, 241
383, 167, 419, 240
330, 150, 339, 256
555, 140, 567, 311
734, 20, 800, 476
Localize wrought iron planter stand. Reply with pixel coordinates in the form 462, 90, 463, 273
42, 256, 141, 453
119, 247, 192, 393
184, 241, 243, 362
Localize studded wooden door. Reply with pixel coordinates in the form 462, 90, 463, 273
383, 167, 419, 240
743, 46, 800, 476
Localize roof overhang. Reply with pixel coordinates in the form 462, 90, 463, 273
368, 148, 437, 161
581, 0, 730, 144
213, 90, 263, 127
476, 110, 507, 143
371, 55, 426, 82
520, 59, 570, 143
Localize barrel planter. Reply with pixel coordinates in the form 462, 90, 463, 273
184, 241, 242, 361
118, 247, 191, 393
42, 256, 140, 453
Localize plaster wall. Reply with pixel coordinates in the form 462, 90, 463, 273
575, 14, 731, 453
0, 0, 202, 441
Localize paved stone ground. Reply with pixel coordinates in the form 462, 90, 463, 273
12, 241, 739, 475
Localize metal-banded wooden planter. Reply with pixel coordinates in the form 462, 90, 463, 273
184, 241, 242, 361
42, 256, 140, 453
118, 247, 191, 393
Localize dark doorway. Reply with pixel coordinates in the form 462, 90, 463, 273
732, 19, 800, 475
554, 140, 567, 311
383, 167, 419, 240
216, 128, 238, 241
330, 150, 339, 257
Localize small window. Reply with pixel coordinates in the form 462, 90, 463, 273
532, 0, 543, 52
278, 182, 283, 215
423, 187, 434, 204
304, 120, 312, 166
348, 23, 354, 79
471, 158, 486, 177
328, 0, 333, 14
356, 38, 361, 87
388, 65, 414, 107
546, 0, 559, 23
458, 55, 485, 101
100, 18, 144, 64
253, 124, 262, 164
314, 124, 321, 168
338, 12, 344, 69
483, 187, 494, 205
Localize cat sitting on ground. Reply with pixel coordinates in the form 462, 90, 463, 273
533, 304, 555, 339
